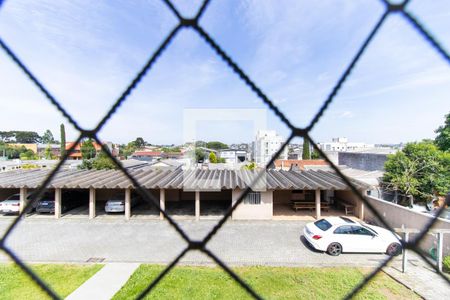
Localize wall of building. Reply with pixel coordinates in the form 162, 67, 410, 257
232, 189, 273, 220
364, 195, 450, 256
273, 190, 292, 204
338, 152, 387, 171
334, 190, 364, 218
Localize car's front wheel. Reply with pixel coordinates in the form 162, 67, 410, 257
386, 243, 402, 256
327, 242, 342, 256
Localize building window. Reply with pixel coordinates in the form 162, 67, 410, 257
244, 192, 261, 205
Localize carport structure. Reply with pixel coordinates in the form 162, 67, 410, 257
0, 167, 370, 220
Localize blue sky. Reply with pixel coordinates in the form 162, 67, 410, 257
0, 0, 449, 145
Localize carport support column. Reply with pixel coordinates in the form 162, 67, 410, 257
55, 188, 61, 219
89, 188, 96, 219
160, 189, 165, 220
195, 191, 200, 221
315, 189, 321, 219
19, 187, 28, 214
359, 189, 365, 220
125, 188, 131, 220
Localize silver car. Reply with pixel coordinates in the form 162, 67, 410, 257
105, 195, 138, 213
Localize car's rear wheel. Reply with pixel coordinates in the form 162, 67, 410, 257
386, 243, 402, 256
327, 242, 342, 256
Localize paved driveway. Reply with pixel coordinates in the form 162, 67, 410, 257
0, 218, 403, 267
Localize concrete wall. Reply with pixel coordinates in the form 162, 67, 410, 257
338, 152, 387, 171
231, 189, 273, 220
364, 195, 450, 256
335, 190, 364, 218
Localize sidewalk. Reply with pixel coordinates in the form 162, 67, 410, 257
383, 255, 450, 300
66, 263, 140, 300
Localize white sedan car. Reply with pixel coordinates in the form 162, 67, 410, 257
303, 216, 402, 256
0, 194, 21, 214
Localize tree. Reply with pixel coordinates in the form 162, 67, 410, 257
206, 141, 228, 150
41, 129, 56, 144
383, 141, 450, 203
195, 148, 206, 162
133, 137, 146, 148
119, 141, 137, 158
60, 124, 66, 159
13, 131, 41, 143
311, 149, 321, 159
209, 152, 217, 163
19, 149, 38, 160
92, 151, 117, 170
44, 145, 54, 160
435, 112, 450, 152
0, 131, 14, 142
302, 138, 311, 160
81, 139, 96, 159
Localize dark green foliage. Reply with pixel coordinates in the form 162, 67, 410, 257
206, 141, 228, 150
60, 124, 66, 159
0, 143, 32, 159
383, 141, 450, 201
92, 152, 117, 170
19, 149, 38, 160
0, 131, 41, 143
81, 139, 96, 159
195, 149, 206, 162
0, 131, 14, 142
79, 152, 117, 170
41, 129, 56, 144
435, 112, 450, 152
133, 137, 146, 148
311, 149, 321, 159
302, 138, 311, 160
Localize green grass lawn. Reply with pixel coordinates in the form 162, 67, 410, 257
0, 263, 103, 300
113, 265, 419, 300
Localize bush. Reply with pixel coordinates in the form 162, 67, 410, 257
444, 256, 450, 273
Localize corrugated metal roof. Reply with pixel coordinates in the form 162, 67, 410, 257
0, 168, 370, 190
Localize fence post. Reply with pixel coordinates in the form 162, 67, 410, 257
160, 189, 165, 220
195, 191, 200, 221
437, 232, 443, 273
402, 231, 409, 273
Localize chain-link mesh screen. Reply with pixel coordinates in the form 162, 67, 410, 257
0, 0, 449, 299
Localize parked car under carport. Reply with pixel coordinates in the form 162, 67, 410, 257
36, 191, 84, 214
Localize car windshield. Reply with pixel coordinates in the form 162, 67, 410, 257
7, 195, 20, 200
3, 200, 19, 204
314, 219, 332, 231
